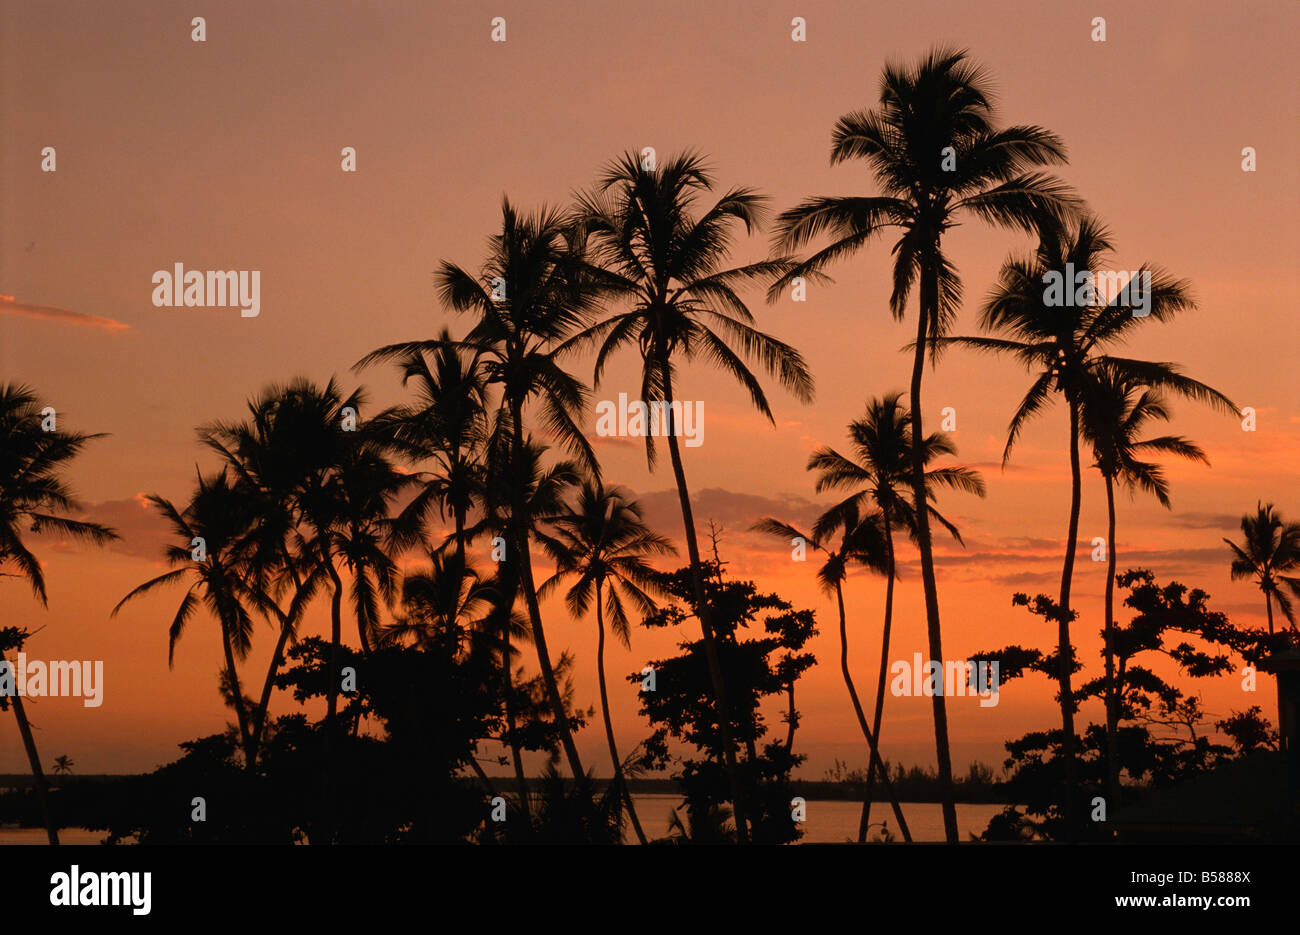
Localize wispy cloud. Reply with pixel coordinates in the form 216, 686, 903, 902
39, 493, 170, 561
0, 295, 130, 333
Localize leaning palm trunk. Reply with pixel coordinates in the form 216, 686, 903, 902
249, 602, 298, 768
506, 401, 587, 792
595, 582, 648, 844
1056, 400, 1082, 835
1103, 474, 1121, 807
6, 664, 58, 845
859, 509, 897, 841
247, 554, 311, 767
834, 583, 912, 842
659, 355, 751, 844
913, 262, 959, 843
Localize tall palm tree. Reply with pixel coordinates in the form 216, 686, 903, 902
1224, 504, 1300, 636
752, 504, 916, 842
358, 199, 597, 790
770, 49, 1076, 840
936, 214, 1233, 830
805, 392, 985, 839
1082, 368, 1208, 805
537, 478, 676, 845
564, 150, 814, 841
113, 470, 258, 762
0, 383, 117, 845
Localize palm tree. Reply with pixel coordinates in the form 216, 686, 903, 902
52, 755, 74, 776
327, 430, 414, 657
935, 214, 1234, 829
537, 478, 676, 844
0, 384, 117, 844
752, 504, 916, 842
1082, 368, 1208, 805
380, 547, 516, 799
197, 382, 332, 764
358, 199, 597, 790
382, 550, 499, 655
1225, 504, 1300, 636
113, 470, 258, 762
369, 330, 489, 566
200, 378, 362, 739
564, 150, 814, 841
770, 49, 1076, 840
473, 429, 584, 812
805, 392, 984, 839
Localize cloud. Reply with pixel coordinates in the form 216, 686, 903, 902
1166, 511, 1241, 530
989, 570, 1060, 587
39, 494, 173, 561
632, 486, 825, 544
0, 295, 130, 333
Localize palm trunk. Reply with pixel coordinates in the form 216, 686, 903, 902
1056, 400, 1082, 836
322, 559, 345, 843
219, 619, 253, 764
468, 756, 498, 798
656, 348, 750, 843
354, 576, 374, 656
247, 556, 307, 767
250, 604, 296, 767
1264, 593, 1281, 736
502, 620, 532, 824
325, 560, 345, 727
6, 663, 58, 845
595, 581, 648, 844
1103, 473, 1121, 808
833, 580, 912, 842
913, 258, 958, 843
454, 508, 467, 569
859, 507, 896, 842
507, 400, 587, 792
489, 545, 532, 822
784, 681, 796, 753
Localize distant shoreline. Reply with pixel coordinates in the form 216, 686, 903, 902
1, 773, 1016, 805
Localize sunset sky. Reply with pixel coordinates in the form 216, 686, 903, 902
2, 0, 1297, 779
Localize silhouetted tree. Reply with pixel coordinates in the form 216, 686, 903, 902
772, 49, 1076, 840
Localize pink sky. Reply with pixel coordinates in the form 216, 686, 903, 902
2, 0, 1297, 777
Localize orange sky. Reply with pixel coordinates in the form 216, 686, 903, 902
2, 0, 1298, 778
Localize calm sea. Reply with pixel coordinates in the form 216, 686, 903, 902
0, 798, 1004, 844
630, 794, 1004, 843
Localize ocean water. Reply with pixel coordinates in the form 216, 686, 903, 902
0, 799, 1005, 844
630, 794, 1004, 843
